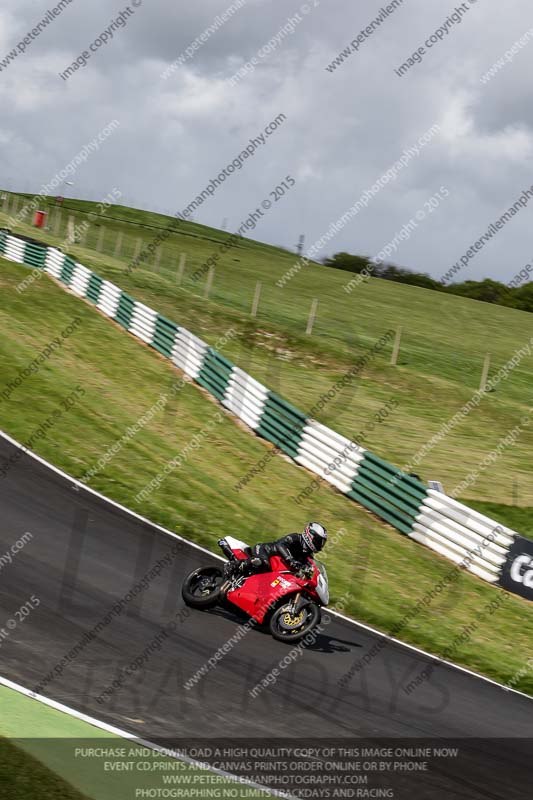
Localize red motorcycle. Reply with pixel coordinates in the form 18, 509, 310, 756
181, 536, 329, 643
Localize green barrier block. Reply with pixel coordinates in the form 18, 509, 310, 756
267, 391, 307, 422
206, 348, 234, 371
205, 348, 234, 373
197, 364, 232, 401
262, 405, 307, 445
197, 348, 233, 401
347, 487, 412, 535
155, 315, 178, 332
256, 422, 285, 450
353, 472, 421, 519
257, 415, 301, 456
263, 394, 307, 429
356, 459, 427, 508
352, 471, 412, 514
256, 421, 299, 458
260, 410, 303, 449
115, 292, 135, 329
197, 364, 227, 389
363, 451, 427, 491
23, 243, 46, 269
196, 375, 225, 402
151, 333, 174, 356
152, 337, 175, 359
153, 316, 178, 358
59, 255, 76, 286
85, 273, 103, 305
196, 370, 230, 397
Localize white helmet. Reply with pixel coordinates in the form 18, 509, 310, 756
302, 522, 328, 553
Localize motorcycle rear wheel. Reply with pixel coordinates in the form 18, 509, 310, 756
268, 601, 321, 643
182, 566, 224, 609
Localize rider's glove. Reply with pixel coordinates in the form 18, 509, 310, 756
293, 563, 313, 578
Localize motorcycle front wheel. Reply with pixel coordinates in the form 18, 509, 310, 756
268, 601, 321, 643
181, 566, 224, 609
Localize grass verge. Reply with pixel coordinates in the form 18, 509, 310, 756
0, 736, 89, 800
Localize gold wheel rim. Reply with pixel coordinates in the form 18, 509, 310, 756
282, 610, 304, 628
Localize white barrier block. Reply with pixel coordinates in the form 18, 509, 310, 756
129, 301, 157, 344
223, 367, 268, 424
44, 248, 65, 278
69, 263, 92, 297
97, 280, 122, 317
4, 236, 25, 264
172, 328, 208, 378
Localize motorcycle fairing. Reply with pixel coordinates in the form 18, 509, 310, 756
226, 569, 303, 623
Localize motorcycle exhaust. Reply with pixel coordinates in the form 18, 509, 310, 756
217, 538, 235, 561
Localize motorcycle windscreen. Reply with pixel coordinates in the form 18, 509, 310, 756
314, 560, 330, 606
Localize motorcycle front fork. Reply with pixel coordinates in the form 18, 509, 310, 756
288, 592, 302, 615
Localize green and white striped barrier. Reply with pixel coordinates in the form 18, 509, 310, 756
1, 232, 525, 596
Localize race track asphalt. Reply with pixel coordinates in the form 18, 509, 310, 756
0, 434, 531, 798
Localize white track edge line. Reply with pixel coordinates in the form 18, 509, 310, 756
0, 674, 295, 799
0, 433, 531, 705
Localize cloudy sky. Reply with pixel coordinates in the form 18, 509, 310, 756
1, 0, 532, 282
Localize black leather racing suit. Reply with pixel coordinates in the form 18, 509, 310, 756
239, 533, 311, 576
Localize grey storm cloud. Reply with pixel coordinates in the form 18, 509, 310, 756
1, 0, 533, 283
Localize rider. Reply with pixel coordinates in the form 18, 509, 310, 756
225, 522, 327, 579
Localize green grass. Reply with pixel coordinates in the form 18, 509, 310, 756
468, 501, 533, 541
2, 192, 532, 518
1, 256, 533, 695
0, 686, 276, 799
0, 736, 90, 800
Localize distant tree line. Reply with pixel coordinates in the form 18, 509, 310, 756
322, 252, 533, 312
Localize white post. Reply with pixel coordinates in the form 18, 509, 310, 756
204, 265, 214, 299
480, 353, 491, 392
96, 226, 105, 252
53, 209, 62, 236
66, 216, 76, 244
114, 231, 123, 257
306, 298, 318, 335
177, 253, 186, 284
390, 326, 403, 366
251, 281, 262, 317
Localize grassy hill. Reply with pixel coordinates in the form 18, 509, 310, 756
2, 192, 532, 520
1, 250, 533, 694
